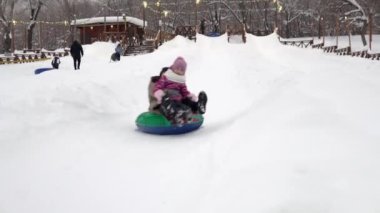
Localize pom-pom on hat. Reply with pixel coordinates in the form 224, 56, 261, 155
170, 57, 187, 75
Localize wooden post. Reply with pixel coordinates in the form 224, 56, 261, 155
275, 4, 278, 29
322, 17, 325, 45
195, 0, 200, 32
83, 27, 86, 44
24, 26, 27, 50
369, 12, 373, 51
143, 3, 146, 29
74, 14, 77, 41
336, 16, 339, 47
195, 2, 197, 32
38, 21, 42, 49
157, 1, 162, 45
311, 20, 314, 41
104, 13, 107, 41
11, 21, 15, 53
278, 8, 282, 37
346, 18, 351, 49
318, 16, 321, 39
117, 15, 120, 33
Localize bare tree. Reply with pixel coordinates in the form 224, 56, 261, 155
3, 0, 378, 51
26, 0, 43, 49
0, 0, 17, 53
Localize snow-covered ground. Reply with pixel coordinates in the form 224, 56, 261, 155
1, 33, 380, 213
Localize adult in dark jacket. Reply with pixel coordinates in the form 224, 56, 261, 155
70, 40, 84, 70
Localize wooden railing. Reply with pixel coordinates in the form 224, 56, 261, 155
312, 42, 324, 49
0, 48, 69, 65
144, 29, 159, 41
280, 39, 313, 48
335, 46, 351, 55
322, 45, 337, 53
278, 36, 379, 61
0, 53, 49, 65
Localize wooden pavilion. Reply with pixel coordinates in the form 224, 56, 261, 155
72, 16, 147, 45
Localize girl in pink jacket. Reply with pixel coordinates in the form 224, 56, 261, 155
153, 57, 207, 123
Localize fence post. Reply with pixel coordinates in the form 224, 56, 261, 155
345, 17, 351, 51
369, 12, 373, 51
38, 21, 42, 49
335, 16, 340, 48
11, 21, 15, 53
321, 17, 325, 45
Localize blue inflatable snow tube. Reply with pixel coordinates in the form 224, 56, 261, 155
136, 112, 204, 135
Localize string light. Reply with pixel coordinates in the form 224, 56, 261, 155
7, 20, 71, 25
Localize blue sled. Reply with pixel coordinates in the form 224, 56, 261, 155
35, 68, 55, 75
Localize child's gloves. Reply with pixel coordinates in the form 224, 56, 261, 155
188, 93, 198, 102
154, 90, 165, 104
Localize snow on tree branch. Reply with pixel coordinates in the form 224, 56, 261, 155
207, 1, 243, 24
342, 0, 367, 22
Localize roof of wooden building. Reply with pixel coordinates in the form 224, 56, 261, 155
71, 16, 147, 27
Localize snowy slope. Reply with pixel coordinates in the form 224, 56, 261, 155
1, 33, 380, 213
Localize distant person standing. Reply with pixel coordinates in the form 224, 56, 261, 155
115, 43, 124, 60
200, 19, 206, 35
70, 40, 84, 70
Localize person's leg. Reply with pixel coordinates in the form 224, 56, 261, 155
160, 97, 190, 125
175, 103, 192, 124
182, 98, 198, 113
160, 96, 177, 120
73, 58, 77, 70
197, 91, 208, 114
181, 92, 207, 114
77, 57, 81, 69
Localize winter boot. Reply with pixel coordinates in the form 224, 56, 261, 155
180, 105, 192, 124
197, 91, 208, 114
160, 95, 176, 120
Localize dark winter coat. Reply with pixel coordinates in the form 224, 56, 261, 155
115, 44, 124, 55
70, 41, 84, 58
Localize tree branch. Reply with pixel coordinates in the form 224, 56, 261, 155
341, 0, 367, 21
207, 0, 243, 24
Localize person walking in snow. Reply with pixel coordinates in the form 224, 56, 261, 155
114, 43, 124, 61
70, 40, 84, 70
153, 57, 207, 124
